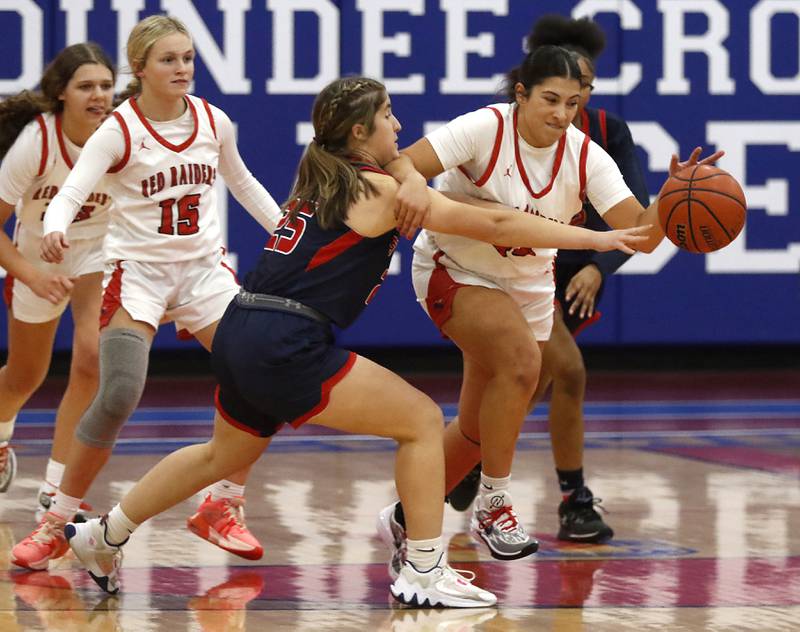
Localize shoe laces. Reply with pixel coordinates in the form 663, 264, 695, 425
570, 489, 609, 518
479, 505, 520, 533
0, 443, 9, 469
219, 497, 246, 532
30, 517, 64, 545
441, 566, 476, 584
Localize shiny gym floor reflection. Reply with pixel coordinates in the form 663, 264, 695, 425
1, 370, 798, 631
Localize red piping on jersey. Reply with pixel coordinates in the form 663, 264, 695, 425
130, 95, 199, 152
513, 107, 566, 199
55, 113, 73, 169
201, 98, 217, 139
290, 352, 357, 428
598, 109, 608, 149
349, 159, 390, 176
218, 247, 239, 283
457, 106, 504, 187
108, 112, 131, 173
34, 114, 48, 176
305, 230, 364, 271
578, 133, 591, 202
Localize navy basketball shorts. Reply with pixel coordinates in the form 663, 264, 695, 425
554, 262, 606, 336
211, 301, 355, 438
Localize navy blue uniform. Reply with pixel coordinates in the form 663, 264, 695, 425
556, 108, 650, 334
212, 164, 399, 437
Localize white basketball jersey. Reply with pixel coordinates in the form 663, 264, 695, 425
102, 95, 223, 262
416, 102, 630, 280
14, 113, 111, 240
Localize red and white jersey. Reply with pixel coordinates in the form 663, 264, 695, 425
97, 95, 224, 262
414, 102, 633, 279
0, 112, 111, 240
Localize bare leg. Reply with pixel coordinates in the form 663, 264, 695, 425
193, 320, 251, 486
49, 273, 102, 463
540, 313, 586, 470
0, 316, 59, 420
311, 355, 445, 540
121, 413, 269, 523
442, 355, 488, 493
441, 287, 540, 480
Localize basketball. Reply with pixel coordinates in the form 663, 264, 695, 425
657, 165, 747, 253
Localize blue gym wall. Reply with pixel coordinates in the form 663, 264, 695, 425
1, 0, 798, 350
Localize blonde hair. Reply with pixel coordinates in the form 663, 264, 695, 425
286, 76, 387, 229
117, 14, 192, 102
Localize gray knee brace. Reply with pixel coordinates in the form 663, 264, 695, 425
75, 328, 150, 448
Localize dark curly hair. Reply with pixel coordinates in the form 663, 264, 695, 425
527, 14, 606, 74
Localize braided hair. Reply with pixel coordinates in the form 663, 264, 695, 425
286, 76, 387, 229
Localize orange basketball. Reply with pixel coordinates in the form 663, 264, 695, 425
657, 164, 747, 253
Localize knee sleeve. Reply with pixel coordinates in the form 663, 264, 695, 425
75, 328, 150, 448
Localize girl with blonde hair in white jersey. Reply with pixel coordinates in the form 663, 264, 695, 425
0, 42, 114, 516
12, 14, 283, 571
379, 44, 723, 563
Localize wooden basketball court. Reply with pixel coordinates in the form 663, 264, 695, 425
1, 369, 798, 631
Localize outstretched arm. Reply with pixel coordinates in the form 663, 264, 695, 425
346, 173, 647, 254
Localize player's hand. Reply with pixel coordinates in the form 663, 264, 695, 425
565, 264, 602, 319
394, 173, 430, 239
28, 270, 74, 305
40, 231, 69, 264
594, 225, 650, 254
669, 146, 725, 177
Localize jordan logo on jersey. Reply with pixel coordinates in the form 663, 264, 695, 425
504, 164, 514, 177
139, 139, 150, 151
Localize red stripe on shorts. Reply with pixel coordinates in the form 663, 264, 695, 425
214, 385, 268, 437
99, 262, 124, 330
290, 351, 357, 428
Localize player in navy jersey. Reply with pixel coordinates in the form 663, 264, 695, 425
65, 76, 647, 604
446, 15, 655, 544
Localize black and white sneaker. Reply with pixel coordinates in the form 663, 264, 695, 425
390, 561, 497, 608
557, 486, 614, 543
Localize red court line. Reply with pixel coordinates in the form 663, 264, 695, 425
645, 446, 800, 475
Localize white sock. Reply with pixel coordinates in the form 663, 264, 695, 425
479, 473, 510, 494
406, 536, 444, 572
208, 479, 245, 501
44, 459, 65, 489
104, 503, 138, 546
0, 416, 17, 443
50, 490, 82, 522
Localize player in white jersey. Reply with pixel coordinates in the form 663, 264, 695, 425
380, 45, 722, 562
12, 15, 282, 570
0, 43, 114, 518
